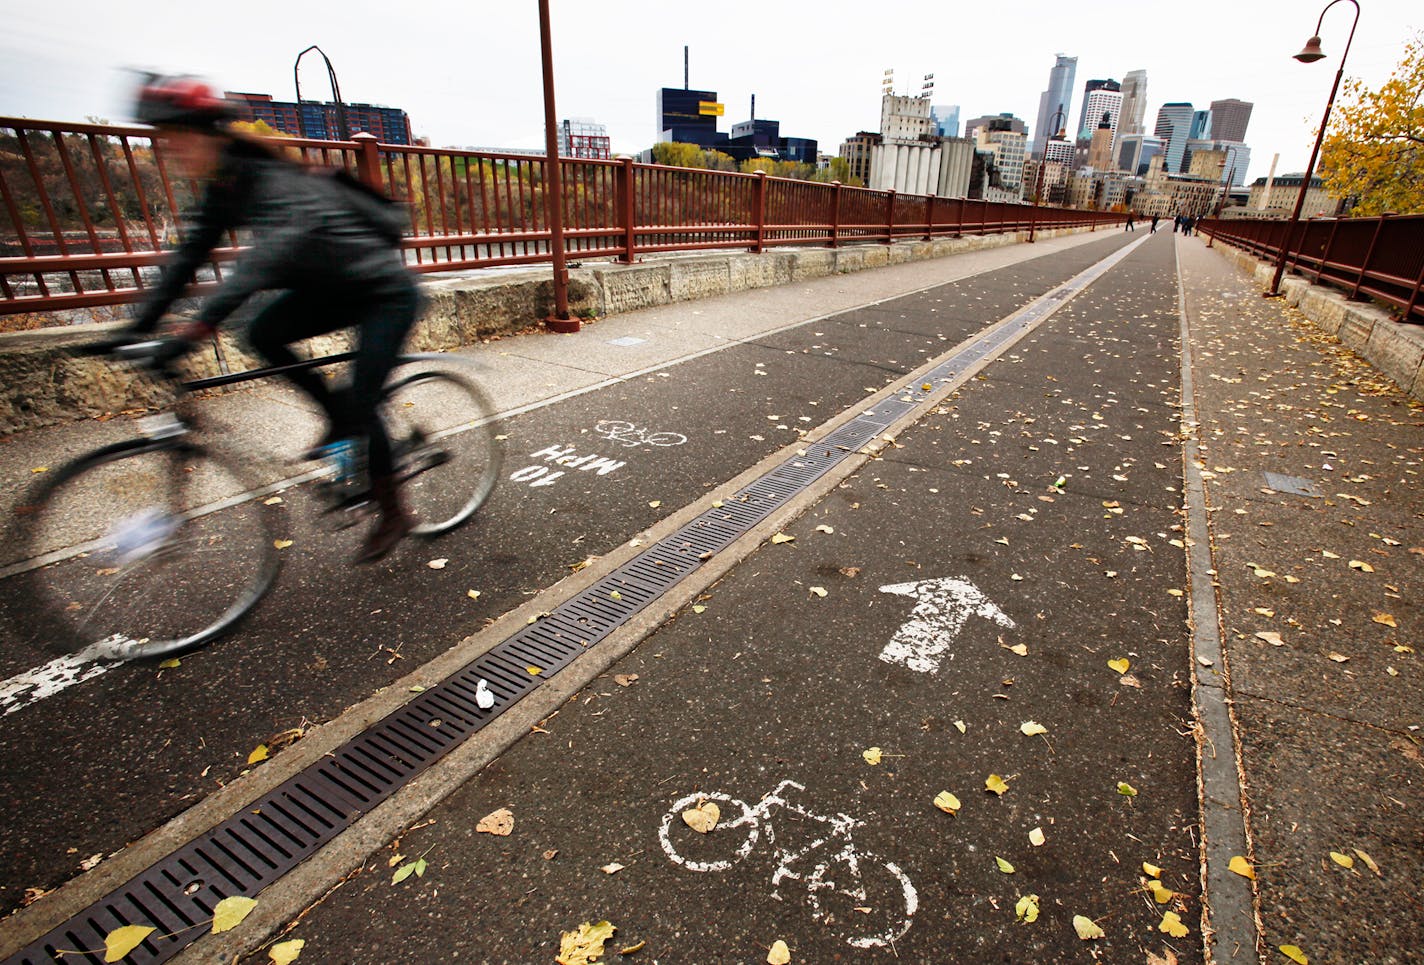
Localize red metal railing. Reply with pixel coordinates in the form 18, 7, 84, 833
2, 116, 1121, 319
1201, 214, 1424, 324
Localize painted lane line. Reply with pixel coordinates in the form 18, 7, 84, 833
877, 578, 1015, 674
1174, 236, 1261, 963
1, 643, 121, 717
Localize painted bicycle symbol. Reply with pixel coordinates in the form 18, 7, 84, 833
658, 779, 917, 949
593, 420, 688, 448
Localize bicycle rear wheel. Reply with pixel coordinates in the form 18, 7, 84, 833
9, 440, 279, 660
381, 364, 502, 536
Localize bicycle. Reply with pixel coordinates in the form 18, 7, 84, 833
6, 336, 503, 663
658, 779, 918, 950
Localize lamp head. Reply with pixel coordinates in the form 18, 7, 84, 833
1295, 36, 1327, 63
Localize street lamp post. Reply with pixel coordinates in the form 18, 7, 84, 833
1027, 108, 1067, 244
538, 0, 576, 332
1267, 0, 1361, 296
1207, 158, 1235, 248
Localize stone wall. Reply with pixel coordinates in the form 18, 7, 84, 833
0, 227, 1095, 435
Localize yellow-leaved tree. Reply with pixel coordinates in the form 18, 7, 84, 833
1318, 31, 1424, 216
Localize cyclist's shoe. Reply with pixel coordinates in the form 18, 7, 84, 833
355, 474, 415, 564
302, 430, 354, 463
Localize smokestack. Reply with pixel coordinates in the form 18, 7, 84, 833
684, 46, 688, 90
1259, 152, 1279, 209
751, 94, 755, 121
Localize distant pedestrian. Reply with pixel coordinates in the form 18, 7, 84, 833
1125, 213, 1136, 232
1185, 216, 1196, 236
1150, 214, 1160, 233
1173, 215, 1182, 233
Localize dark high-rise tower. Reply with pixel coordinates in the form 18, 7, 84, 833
1032, 54, 1077, 159
1208, 98, 1254, 142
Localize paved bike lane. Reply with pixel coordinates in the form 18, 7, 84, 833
256, 233, 1202, 963
0, 234, 1141, 929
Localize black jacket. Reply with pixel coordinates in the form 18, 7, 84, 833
134, 138, 409, 331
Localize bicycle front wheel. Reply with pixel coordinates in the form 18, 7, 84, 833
382, 365, 502, 536
9, 440, 279, 661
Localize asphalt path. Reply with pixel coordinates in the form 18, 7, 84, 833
243, 231, 1202, 963
0, 231, 1144, 924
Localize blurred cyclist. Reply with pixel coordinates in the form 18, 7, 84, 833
127, 75, 419, 562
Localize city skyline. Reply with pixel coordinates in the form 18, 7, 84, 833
1, 0, 1419, 185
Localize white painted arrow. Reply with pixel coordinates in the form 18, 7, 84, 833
878, 578, 1015, 674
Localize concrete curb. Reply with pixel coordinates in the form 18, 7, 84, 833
0, 228, 1098, 436
1208, 242, 1424, 401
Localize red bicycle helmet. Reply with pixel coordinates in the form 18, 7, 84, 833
134, 74, 234, 128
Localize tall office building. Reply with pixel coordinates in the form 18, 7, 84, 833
1032, 54, 1078, 159
1191, 110, 1212, 140
1154, 102, 1196, 173
1208, 98, 1254, 142
1116, 134, 1163, 176
1119, 70, 1148, 135
1075, 79, 1121, 141
930, 105, 961, 138
656, 87, 726, 147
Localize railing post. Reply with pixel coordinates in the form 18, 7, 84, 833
884, 189, 896, 245
924, 195, 934, 241
1351, 213, 1389, 299
752, 171, 768, 253
829, 181, 842, 248
1314, 217, 1342, 283
352, 132, 383, 192
1403, 252, 1424, 323
617, 156, 637, 264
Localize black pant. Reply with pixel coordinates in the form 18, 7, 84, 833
246, 279, 419, 476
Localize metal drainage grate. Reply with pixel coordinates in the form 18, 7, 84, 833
8, 241, 1133, 965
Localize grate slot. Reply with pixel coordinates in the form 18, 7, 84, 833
236, 817, 294, 863
189, 844, 248, 893
349, 742, 413, 781
218, 825, 279, 875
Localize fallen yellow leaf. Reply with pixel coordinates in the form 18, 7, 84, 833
1353, 849, 1381, 875
477, 807, 514, 836
1108, 658, 1130, 674
1073, 914, 1104, 940
1328, 851, 1354, 869
1148, 879, 1175, 904
1372, 613, 1397, 628
648, 501, 661, 509
1020, 721, 1048, 737
1028, 827, 1045, 847
104, 924, 156, 962
1143, 862, 1162, 878
158, 658, 180, 669
995, 856, 1015, 874
211, 895, 257, 934
247, 744, 269, 764
557, 920, 616, 965
1015, 894, 1040, 923
1117, 781, 1138, 797
809, 586, 828, 598
770, 533, 795, 544
427, 558, 448, 570
862, 747, 883, 765
1228, 855, 1255, 879
767, 939, 791, 965
268, 938, 305, 964
682, 800, 720, 834
273, 539, 294, 550
933, 791, 960, 814
527, 665, 544, 675
1158, 911, 1189, 938
1279, 945, 1308, 964
1349, 560, 1374, 573
985, 774, 1009, 796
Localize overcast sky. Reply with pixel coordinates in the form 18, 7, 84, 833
2, 0, 1419, 184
